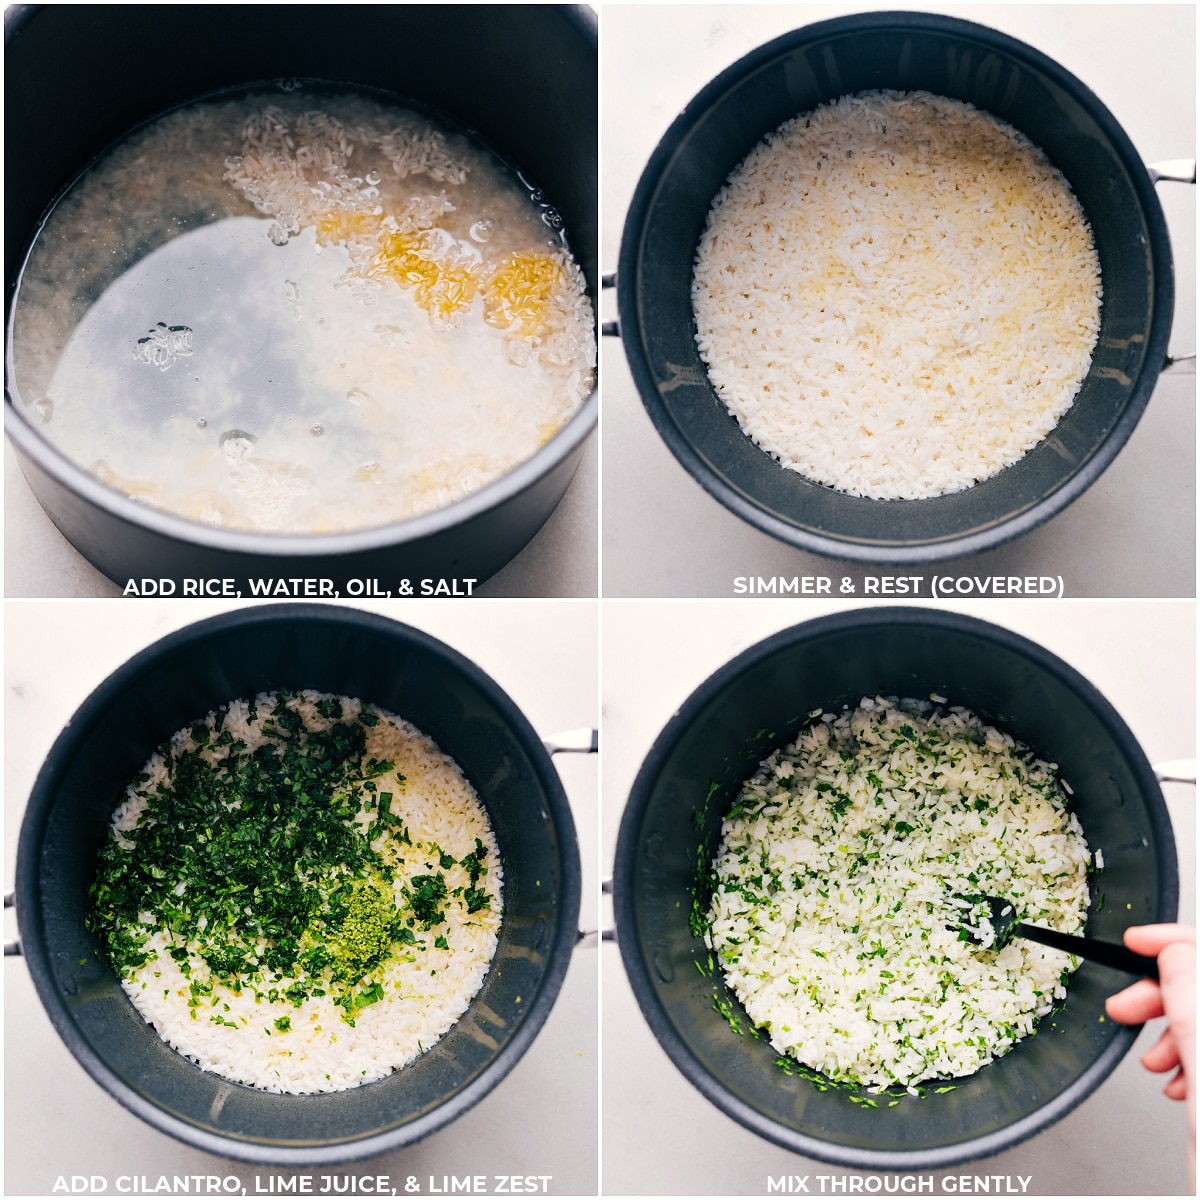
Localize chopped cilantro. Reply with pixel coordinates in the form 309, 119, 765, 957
87, 691, 498, 1021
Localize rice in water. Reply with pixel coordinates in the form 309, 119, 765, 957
88, 690, 502, 1094
12, 88, 595, 533
705, 697, 1092, 1091
692, 91, 1102, 499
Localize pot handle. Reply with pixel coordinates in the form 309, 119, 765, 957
1148, 159, 1196, 185
601, 273, 619, 338
543, 729, 601, 946
543, 728, 598, 755
595, 877, 616, 944
4, 891, 20, 957
578, 879, 616, 950
1148, 160, 1196, 372
1161, 354, 1196, 375
1154, 758, 1197, 785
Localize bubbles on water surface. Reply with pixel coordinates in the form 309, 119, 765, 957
310, 424, 324, 437
469, 219, 494, 243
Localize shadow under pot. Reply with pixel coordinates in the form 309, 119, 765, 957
4, 4, 597, 589
616, 11, 1186, 563
14, 604, 582, 1164
613, 607, 1177, 1169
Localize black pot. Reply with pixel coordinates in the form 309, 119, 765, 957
14, 604, 582, 1164
613, 607, 1177, 1168
616, 11, 1178, 563
4, 4, 597, 590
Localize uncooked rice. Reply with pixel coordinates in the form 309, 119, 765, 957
97, 690, 502, 1094
692, 91, 1102, 499
706, 697, 1092, 1091
11, 88, 595, 533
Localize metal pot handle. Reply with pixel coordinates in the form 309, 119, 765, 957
543, 727, 598, 755
1148, 160, 1196, 373
600, 877, 616, 943
543, 730, 600, 946
1154, 758, 1197, 785
4, 891, 20, 957
601, 273, 619, 338
1148, 159, 1197, 185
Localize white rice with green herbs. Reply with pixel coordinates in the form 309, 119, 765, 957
89, 690, 501, 1094
706, 697, 1092, 1091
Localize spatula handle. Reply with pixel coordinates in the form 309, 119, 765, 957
1013, 923, 1159, 981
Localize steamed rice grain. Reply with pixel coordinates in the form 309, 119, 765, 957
692, 91, 1103, 500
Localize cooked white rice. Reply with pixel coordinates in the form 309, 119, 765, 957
98, 691, 502, 1094
692, 91, 1102, 499
706, 697, 1090, 1091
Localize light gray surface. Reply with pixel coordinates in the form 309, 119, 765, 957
4, 600, 598, 1196
602, 599, 1196, 1195
4, 433, 598, 599
602, 4, 1197, 598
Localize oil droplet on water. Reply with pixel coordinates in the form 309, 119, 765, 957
33, 397, 53, 423
219, 429, 256, 462
310, 423, 324, 437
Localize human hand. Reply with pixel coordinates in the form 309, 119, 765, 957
1105, 924, 1195, 1183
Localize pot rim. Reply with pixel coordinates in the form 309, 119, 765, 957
614, 605, 1179, 1169
15, 602, 584, 1164
3, 1, 598, 564
616, 9, 1176, 564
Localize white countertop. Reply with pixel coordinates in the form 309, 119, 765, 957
4, 599, 599, 1195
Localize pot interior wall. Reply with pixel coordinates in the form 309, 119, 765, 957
21, 609, 578, 1159
622, 14, 1169, 557
620, 612, 1177, 1165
